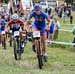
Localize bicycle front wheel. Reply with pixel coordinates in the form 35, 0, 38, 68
36, 40, 43, 69
13, 38, 17, 60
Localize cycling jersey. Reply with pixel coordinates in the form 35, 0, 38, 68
10, 24, 20, 31
8, 18, 25, 36
29, 11, 50, 31
8, 18, 24, 31
0, 19, 6, 31
8, 18, 24, 27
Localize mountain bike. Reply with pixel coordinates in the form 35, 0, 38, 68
33, 31, 43, 69
13, 30, 22, 60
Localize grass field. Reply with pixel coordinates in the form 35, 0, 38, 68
0, 12, 75, 74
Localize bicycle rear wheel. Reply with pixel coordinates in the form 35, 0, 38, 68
17, 39, 21, 60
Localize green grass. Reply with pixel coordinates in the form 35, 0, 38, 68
0, 12, 75, 74
0, 40, 75, 74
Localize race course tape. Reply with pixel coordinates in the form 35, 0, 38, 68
47, 40, 75, 46
59, 29, 72, 32
61, 24, 75, 26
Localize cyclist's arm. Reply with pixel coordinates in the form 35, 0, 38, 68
18, 19, 25, 26
17, 19, 26, 30
25, 14, 33, 32
46, 16, 50, 23
26, 12, 34, 25
47, 17, 50, 27
44, 13, 50, 25
6, 20, 13, 32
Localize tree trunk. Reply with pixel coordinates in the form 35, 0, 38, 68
0, 0, 3, 3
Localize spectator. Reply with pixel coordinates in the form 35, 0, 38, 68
19, 13, 25, 21
58, 7, 63, 18
53, 17, 60, 40
62, 12, 67, 24
48, 8, 51, 16
8, 0, 14, 14
70, 14, 73, 24
0, 5, 4, 14
48, 19, 55, 41
45, 8, 48, 13
65, 9, 69, 17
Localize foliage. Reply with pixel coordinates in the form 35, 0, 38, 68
65, 0, 74, 4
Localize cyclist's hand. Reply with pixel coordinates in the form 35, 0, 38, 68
5, 29, 8, 33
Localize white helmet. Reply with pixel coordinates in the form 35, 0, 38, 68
12, 13, 19, 20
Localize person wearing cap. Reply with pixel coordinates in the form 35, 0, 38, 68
26, 4, 50, 62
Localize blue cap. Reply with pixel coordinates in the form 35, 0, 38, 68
34, 4, 42, 11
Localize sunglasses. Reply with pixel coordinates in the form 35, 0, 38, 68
35, 9, 40, 11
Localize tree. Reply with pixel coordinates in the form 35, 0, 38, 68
65, 0, 74, 5
4, 0, 8, 3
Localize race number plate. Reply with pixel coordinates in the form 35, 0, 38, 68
33, 31, 40, 38
14, 31, 20, 36
1, 31, 5, 35
10, 30, 12, 33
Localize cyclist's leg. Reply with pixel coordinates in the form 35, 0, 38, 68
41, 31, 48, 62
32, 27, 37, 52
1, 31, 3, 46
41, 31, 47, 53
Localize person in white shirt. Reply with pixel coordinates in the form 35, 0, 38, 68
0, 5, 4, 14
53, 17, 60, 40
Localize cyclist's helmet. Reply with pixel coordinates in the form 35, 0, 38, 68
34, 4, 42, 11
11, 13, 19, 20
